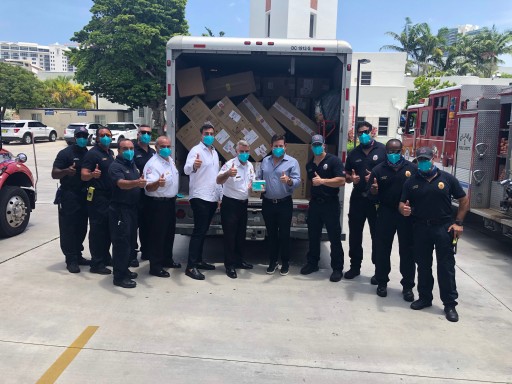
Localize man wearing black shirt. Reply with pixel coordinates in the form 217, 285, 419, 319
344, 121, 386, 281
400, 147, 469, 322
133, 125, 156, 265
108, 138, 147, 288
368, 139, 416, 301
301, 135, 346, 282
81, 127, 115, 275
52, 127, 90, 273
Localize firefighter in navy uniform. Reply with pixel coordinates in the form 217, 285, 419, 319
300, 135, 346, 282
81, 127, 115, 275
108, 139, 146, 288
368, 139, 416, 302
133, 125, 156, 265
344, 121, 386, 282
51, 126, 90, 273
400, 147, 469, 322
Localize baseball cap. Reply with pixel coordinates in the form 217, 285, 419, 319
311, 134, 325, 145
416, 147, 434, 160
74, 127, 89, 136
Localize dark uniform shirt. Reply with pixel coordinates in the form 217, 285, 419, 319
134, 143, 156, 174
306, 153, 345, 198
53, 144, 88, 192
345, 141, 386, 193
109, 156, 141, 205
401, 170, 466, 221
368, 159, 417, 209
82, 145, 115, 192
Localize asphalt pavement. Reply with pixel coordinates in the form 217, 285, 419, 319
0, 141, 511, 384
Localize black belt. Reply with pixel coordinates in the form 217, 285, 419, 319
148, 196, 176, 201
311, 195, 338, 203
223, 195, 248, 204
263, 196, 292, 204
414, 217, 452, 226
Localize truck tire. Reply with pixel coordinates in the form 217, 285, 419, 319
0, 186, 31, 238
49, 131, 57, 142
23, 134, 33, 145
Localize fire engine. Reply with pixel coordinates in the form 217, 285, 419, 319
401, 84, 512, 238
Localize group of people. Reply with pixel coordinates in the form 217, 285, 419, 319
52, 121, 469, 322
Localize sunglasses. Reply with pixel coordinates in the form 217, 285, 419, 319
140, 131, 151, 135
358, 130, 370, 135
99, 133, 112, 138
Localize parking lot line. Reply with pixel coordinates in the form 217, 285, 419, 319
36, 326, 99, 384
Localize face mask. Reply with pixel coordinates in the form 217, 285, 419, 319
76, 137, 88, 148
140, 133, 151, 144
312, 145, 323, 156
387, 153, 401, 165
203, 135, 214, 146
272, 147, 285, 158
122, 149, 134, 161
99, 136, 112, 147
359, 132, 371, 145
238, 152, 250, 163
418, 159, 432, 172
159, 147, 171, 158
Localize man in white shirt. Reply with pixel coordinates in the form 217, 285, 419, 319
216, 140, 256, 279
143, 136, 180, 278
183, 123, 222, 280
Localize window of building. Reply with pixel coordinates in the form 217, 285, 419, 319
138, 108, 145, 118
378, 117, 389, 136
360, 71, 372, 85
31, 113, 42, 122
420, 110, 429, 136
309, 13, 316, 38
266, 12, 271, 37
94, 115, 107, 125
356, 116, 366, 126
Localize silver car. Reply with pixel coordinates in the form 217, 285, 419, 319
64, 123, 103, 146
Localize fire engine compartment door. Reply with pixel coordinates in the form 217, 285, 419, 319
454, 116, 476, 195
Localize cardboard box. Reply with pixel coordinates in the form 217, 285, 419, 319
262, 77, 296, 98
285, 143, 312, 199
182, 96, 220, 128
213, 126, 239, 160
237, 94, 286, 144
176, 121, 202, 151
270, 97, 317, 144
296, 78, 331, 98
205, 71, 256, 102
176, 67, 206, 97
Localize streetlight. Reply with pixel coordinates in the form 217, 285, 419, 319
355, 58, 371, 132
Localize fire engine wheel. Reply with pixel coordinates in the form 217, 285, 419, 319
0, 186, 31, 238
49, 131, 57, 142
23, 134, 33, 145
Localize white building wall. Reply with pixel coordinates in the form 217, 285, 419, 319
249, 0, 266, 37
316, 0, 337, 39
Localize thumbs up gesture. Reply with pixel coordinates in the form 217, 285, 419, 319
370, 177, 378, 194
365, 169, 371, 183
193, 153, 202, 170
227, 162, 237, 177
67, 162, 76, 176
351, 169, 360, 185
158, 173, 166, 187
402, 200, 411, 216
92, 164, 101, 179
312, 171, 323, 186
280, 170, 288, 184
137, 175, 147, 188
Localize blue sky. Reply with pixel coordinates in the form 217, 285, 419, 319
1, 0, 511, 65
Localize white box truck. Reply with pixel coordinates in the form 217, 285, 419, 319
166, 36, 352, 240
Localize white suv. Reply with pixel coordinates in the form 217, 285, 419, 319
92, 122, 139, 147
64, 123, 103, 146
1, 120, 58, 145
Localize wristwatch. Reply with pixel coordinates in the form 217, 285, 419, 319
455, 220, 463, 226
287, 178, 293, 186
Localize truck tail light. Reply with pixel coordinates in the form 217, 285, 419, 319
347, 64, 351, 71
244, 41, 251, 45
14, 128, 20, 133
167, 84, 171, 96
193, 44, 206, 48
256, 41, 263, 45
345, 88, 350, 101
267, 42, 274, 45
312, 47, 325, 51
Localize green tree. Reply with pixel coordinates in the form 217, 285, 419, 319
41, 76, 95, 109
471, 26, 512, 77
380, 17, 421, 73
68, 0, 189, 134
202, 27, 225, 37
406, 76, 455, 107
0, 63, 44, 120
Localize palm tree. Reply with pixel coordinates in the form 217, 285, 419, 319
472, 26, 512, 77
414, 24, 448, 75
380, 17, 421, 71
202, 27, 225, 37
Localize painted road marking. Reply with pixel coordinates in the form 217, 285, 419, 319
36, 326, 99, 384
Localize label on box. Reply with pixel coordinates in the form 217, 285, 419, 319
223, 140, 237, 156
254, 144, 269, 157
215, 129, 230, 145
242, 128, 259, 145
228, 110, 241, 123
273, 102, 315, 136
243, 99, 277, 137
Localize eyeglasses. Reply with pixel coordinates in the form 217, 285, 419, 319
358, 130, 370, 135
99, 133, 112, 138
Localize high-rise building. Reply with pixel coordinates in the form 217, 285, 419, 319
445, 24, 481, 46
250, 0, 338, 39
0, 41, 76, 72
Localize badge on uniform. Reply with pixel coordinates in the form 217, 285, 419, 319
323, 164, 328, 170
412, 185, 419, 189
102, 158, 107, 161
373, 155, 378, 161
405, 170, 411, 177
438, 182, 445, 189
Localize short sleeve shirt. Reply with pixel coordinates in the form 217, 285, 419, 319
109, 156, 141, 205
306, 153, 345, 198
134, 143, 156, 174
82, 145, 115, 192
53, 144, 88, 192
345, 141, 386, 193
219, 158, 255, 200
143, 154, 179, 198
369, 159, 417, 208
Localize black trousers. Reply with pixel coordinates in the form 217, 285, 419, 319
347, 191, 377, 270
58, 190, 88, 265
413, 221, 458, 306
137, 191, 150, 256
187, 198, 217, 269
88, 194, 112, 269
306, 198, 344, 271
262, 197, 293, 266
109, 203, 137, 281
374, 205, 415, 289
146, 197, 176, 271
221, 196, 248, 267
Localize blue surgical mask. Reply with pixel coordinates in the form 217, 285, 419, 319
76, 137, 88, 148
312, 145, 323, 156
238, 152, 250, 163
122, 149, 134, 161
99, 135, 112, 147
159, 147, 171, 158
418, 159, 432, 172
203, 135, 214, 146
359, 132, 371, 145
272, 147, 285, 158
140, 133, 151, 144
387, 153, 401, 165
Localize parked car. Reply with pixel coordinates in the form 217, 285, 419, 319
92, 122, 139, 147
64, 123, 103, 146
0, 120, 58, 145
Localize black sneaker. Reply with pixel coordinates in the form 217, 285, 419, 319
300, 263, 319, 275
410, 299, 432, 310
77, 257, 91, 266
370, 275, 378, 285
402, 288, 415, 302
129, 259, 139, 268
444, 306, 459, 322
280, 265, 289, 276
344, 268, 360, 279
113, 278, 136, 289
66, 263, 80, 273
330, 270, 343, 282
376, 285, 387, 297
266, 262, 278, 274
90, 266, 112, 275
